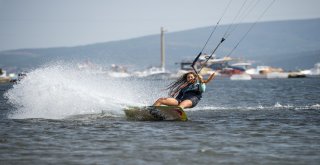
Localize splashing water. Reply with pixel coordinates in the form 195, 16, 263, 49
5, 62, 165, 119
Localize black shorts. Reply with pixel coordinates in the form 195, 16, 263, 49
177, 95, 200, 108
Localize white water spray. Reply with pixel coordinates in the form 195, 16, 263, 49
5, 62, 165, 119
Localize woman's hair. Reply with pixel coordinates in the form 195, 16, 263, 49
166, 72, 197, 96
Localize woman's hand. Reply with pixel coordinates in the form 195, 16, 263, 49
188, 79, 195, 84
197, 75, 204, 83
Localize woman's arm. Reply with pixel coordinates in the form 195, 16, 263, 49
202, 72, 216, 84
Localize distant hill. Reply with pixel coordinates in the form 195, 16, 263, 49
1, 18, 320, 72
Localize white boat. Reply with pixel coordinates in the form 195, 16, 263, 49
246, 66, 288, 79
300, 63, 320, 77
266, 72, 289, 79
107, 71, 131, 78
108, 64, 131, 78
231, 62, 252, 70
133, 67, 170, 78
0, 69, 11, 83
230, 74, 252, 80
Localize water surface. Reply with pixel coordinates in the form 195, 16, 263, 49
0, 66, 319, 165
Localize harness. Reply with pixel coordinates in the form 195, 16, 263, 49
176, 83, 203, 101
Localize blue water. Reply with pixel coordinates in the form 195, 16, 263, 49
0, 64, 320, 164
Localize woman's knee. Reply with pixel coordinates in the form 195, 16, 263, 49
156, 97, 166, 103
161, 98, 179, 105
179, 100, 193, 109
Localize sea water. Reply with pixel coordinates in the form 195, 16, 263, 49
0, 63, 319, 164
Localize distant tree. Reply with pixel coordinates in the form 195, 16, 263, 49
0, 68, 3, 75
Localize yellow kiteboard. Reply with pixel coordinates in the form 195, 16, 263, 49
124, 106, 188, 121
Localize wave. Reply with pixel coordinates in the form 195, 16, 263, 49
5, 62, 165, 119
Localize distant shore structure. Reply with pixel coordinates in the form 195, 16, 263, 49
131, 27, 170, 78
160, 27, 167, 72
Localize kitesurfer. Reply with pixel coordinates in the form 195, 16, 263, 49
153, 71, 216, 109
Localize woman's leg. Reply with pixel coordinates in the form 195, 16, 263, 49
153, 98, 179, 106
178, 100, 193, 109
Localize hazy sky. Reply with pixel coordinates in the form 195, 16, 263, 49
0, 0, 319, 51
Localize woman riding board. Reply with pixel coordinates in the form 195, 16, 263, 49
153, 71, 216, 109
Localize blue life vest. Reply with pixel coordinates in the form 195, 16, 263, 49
176, 82, 206, 100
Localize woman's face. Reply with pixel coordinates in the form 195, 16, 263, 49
187, 73, 195, 83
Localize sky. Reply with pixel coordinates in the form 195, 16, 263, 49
0, 0, 320, 51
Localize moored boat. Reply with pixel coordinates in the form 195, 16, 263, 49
230, 73, 252, 80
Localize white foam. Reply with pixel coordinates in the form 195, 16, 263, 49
187, 102, 320, 112
5, 62, 164, 119
311, 104, 320, 108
